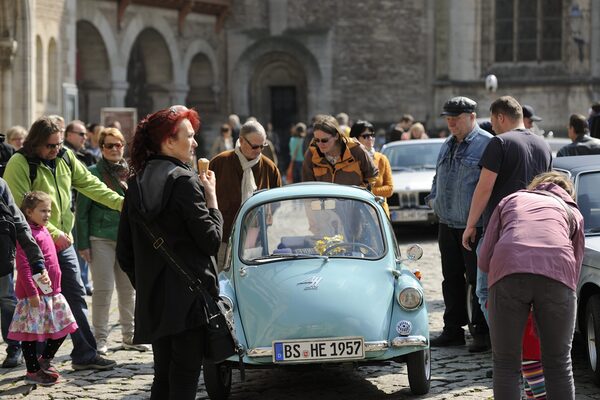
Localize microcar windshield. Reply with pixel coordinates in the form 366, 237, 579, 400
239, 197, 386, 263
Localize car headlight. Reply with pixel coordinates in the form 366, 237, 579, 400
397, 287, 423, 310
220, 295, 234, 312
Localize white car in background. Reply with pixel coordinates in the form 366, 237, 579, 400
381, 139, 445, 225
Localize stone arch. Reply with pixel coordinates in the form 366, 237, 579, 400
76, 20, 111, 123
76, 8, 120, 82
35, 35, 43, 103
231, 37, 324, 122
125, 28, 174, 118
47, 38, 58, 104
120, 13, 182, 84
187, 53, 215, 111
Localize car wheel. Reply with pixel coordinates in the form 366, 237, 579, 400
203, 360, 232, 400
406, 348, 431, 395
585, 294, 600, 385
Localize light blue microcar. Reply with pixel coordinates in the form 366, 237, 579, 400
203, 182, 430, 399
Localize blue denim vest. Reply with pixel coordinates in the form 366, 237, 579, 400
427, 126, 492, 228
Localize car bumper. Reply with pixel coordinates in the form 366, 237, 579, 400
247, 336, 428, 358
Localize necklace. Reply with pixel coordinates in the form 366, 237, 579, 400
325, 154, 339, 164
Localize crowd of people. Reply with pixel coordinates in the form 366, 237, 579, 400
0, 93, 597, 398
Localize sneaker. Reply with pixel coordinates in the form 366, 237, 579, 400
71, 355, 116, 371
430, 329, 465, 347
24, 369, 58, 386
468, 334, 491, 353
38, 356, 60, 379
2, 347, 23, 368
97, 340, 108, 356
122, 339, 151, 352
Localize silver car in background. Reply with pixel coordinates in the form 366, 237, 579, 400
381, 139, 445, 225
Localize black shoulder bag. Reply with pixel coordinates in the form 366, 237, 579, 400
130, 205, 245, 369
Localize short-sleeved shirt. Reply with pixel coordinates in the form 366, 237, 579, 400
479, 129, 552, 226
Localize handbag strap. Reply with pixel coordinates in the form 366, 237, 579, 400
525, 189, 577, 238
130, 204, 208, 295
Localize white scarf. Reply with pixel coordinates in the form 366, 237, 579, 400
234, 140, 261, 202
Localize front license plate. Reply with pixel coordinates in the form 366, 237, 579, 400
392, 209, 429, 222
273, 337, 365, 363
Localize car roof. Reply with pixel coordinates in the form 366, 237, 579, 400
381, 138, 446, 152
552, 155, 600, 175
246, 182, 378, 206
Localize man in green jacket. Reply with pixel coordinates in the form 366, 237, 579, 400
4, 116, 123, 371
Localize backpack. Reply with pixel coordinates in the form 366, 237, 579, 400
0, 195, 16, 277
17, 148, 73, 184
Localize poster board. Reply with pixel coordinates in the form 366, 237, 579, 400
100, 107, 138, 150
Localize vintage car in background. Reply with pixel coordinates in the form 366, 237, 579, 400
203, 183, 430, 399
553, 155, 600, 385
381, 139, 444, 225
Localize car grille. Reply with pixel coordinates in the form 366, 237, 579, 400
389, 192, 429, 208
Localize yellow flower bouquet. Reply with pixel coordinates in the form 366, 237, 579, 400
314, 234, 345, 255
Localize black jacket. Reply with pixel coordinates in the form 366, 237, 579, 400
557, 135, 600, 157
116, 156, 223, 343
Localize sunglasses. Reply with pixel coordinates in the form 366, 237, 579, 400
103, 142, 124, 150
360, 133, 376, 139
45, 141, 63, 149
69, 130, 86, 137
313, 136, 334, 144
242, 136, 268, 150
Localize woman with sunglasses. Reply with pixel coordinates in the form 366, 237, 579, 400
75, 128, 148, 356
117, 106, 223, 399
349, 120, 393, 216
302, 114, 378, 188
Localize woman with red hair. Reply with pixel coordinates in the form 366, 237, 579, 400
117, 106, 223, 399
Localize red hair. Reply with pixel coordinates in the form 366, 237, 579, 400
130, 105, 201, 173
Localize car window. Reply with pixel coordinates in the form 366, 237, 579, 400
382, 142, 443, 171
239, 197, 386, 262
577, 171, 600, 233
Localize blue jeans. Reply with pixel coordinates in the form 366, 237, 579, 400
475, 239, 489, 322
0, 273, 19, 352
57, 245, 97, 363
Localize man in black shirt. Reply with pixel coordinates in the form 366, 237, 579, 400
557, 113, 600, 157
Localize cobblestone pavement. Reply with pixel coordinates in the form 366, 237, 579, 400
1, 227, 599, 399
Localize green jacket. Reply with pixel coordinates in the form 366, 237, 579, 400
75, 159, 125, 250
3, 149, 123, 241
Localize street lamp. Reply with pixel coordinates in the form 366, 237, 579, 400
570, 3, 585, 62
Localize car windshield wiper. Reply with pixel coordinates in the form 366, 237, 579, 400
250, 253, 330, 263
420, 164, 437, 169
392, 166, 415, 172
586, 227, 600, 234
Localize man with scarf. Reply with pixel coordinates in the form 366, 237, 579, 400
75, 127, 149, 355
210, 120, 282, 270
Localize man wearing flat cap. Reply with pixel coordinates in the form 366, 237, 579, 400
426, 96, 492, 351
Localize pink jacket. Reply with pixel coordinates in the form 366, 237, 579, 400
14, 223, 62, 299
479, 183, 585, 291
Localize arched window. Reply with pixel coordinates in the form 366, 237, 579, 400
36, 36, 43, 102
48, 38, 58, 104
495, 0, 562, 62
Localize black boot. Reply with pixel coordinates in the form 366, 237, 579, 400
1, 346, 23, 368
430, 328, 465, 347
468, 333, 491, 353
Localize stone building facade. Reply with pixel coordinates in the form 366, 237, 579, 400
1, 0, 599, 154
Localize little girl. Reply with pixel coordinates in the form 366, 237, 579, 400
8, 191, 78, 386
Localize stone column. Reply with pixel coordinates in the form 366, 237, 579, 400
447, 0, 481, 81
0, 38, 17, 130
110, 80, 129, 107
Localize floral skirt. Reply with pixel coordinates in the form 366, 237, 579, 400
8, 293, 78, 342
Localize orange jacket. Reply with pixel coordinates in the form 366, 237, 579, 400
301, 136, 378, 188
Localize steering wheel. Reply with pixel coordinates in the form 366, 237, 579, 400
323, 242, 377, 257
